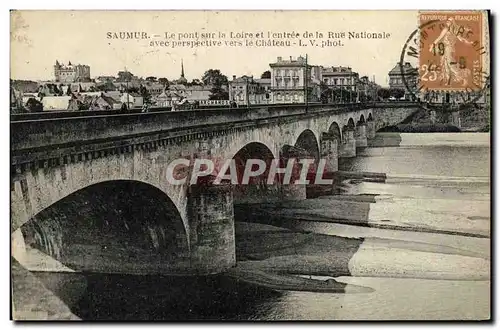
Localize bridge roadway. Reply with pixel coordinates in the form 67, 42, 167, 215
11, 102, 419, 277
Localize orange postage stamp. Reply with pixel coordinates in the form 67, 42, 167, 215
418, 11, 485, 92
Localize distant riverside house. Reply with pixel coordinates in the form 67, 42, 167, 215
184, 85, 212, 101
155, 90, 183, 107
155, 84, 212, 107
67, 92, 122, 111
120, 92, 143, 109
89, 93, 122, 110
144, 83, 165, 95
67, 95, 92, 111
104, 91, 122, 101
40, 95, 73, 110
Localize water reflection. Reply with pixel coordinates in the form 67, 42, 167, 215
67, 273, 282, 320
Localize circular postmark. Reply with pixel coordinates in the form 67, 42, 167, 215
400, 13, 490, 110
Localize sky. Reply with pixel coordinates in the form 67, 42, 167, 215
10, 10, 419, 86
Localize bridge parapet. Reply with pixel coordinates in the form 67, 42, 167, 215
12, 103, 419, 150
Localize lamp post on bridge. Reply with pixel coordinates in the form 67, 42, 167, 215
304, 53, 308, 111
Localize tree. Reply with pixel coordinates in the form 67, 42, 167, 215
261, 70, 271, 79
209, 86, 229, 100
25, 98, 43, 113
190, 79, 203, 86
390, 88, 405, 99
202, 69, 228, 87
140, 85, 152, 105
158, 77, 170, 88
117, 71, 134, 82
377, 88, 391, 100
202, 69, 229, 100
127, 86, 140, 94
359, 91, 368, 103
319, 82, 331, 103
330, 88, 357, 103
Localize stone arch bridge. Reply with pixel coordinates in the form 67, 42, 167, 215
10, 103, 418, 275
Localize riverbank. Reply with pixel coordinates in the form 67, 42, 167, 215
226, 220, 490, 293
11, 259, 80, 320
378, 123, 461, 133
377, 104, 490, 133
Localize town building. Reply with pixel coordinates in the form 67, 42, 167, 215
269, 56, 319, 104
40, 95, 73, 110
254, 78, 272, 103
357, 76, 379, 102
144, 82, 165, 95
388, 62, 417, 100
321, 66, 360, 98
156, 84, 213, 107
229, 75, 271, 106
120, 92, 144, 109
54, 61, 91, 83
90, 93, 122, 110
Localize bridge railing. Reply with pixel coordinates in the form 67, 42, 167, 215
10, 101, 419, 121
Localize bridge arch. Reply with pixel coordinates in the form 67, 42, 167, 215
358, 114, 366, 125
294, 129, 320, 161
368, 113, 373, 121
327, 122, 342, 142
18, 180, 189, 273
347, 117, 356, 129
230, 142, 277, 203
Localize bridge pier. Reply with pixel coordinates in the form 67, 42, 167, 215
451, 111, 461, 128
320, 133, 339, 173
430, 110, 437, 124
280, 145, 309, 201
366, 121, 376, 139
339, 128, 356, 158
188, 177, 236, 274
355, 123, 368, 148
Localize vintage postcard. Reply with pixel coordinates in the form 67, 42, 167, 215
10, 10, 491, 321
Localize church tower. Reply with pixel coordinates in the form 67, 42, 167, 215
54, 60, 62, 82
177, 59, 187, 85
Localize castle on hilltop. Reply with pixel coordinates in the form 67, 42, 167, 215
54, 60, 91, 83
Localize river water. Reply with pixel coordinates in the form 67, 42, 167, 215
39, 133, 490, 320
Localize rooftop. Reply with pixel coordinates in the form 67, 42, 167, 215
321, 66, 356, 75
389, 62, 417, 76
254, 78, 271, 85
270, 56, 308, 67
